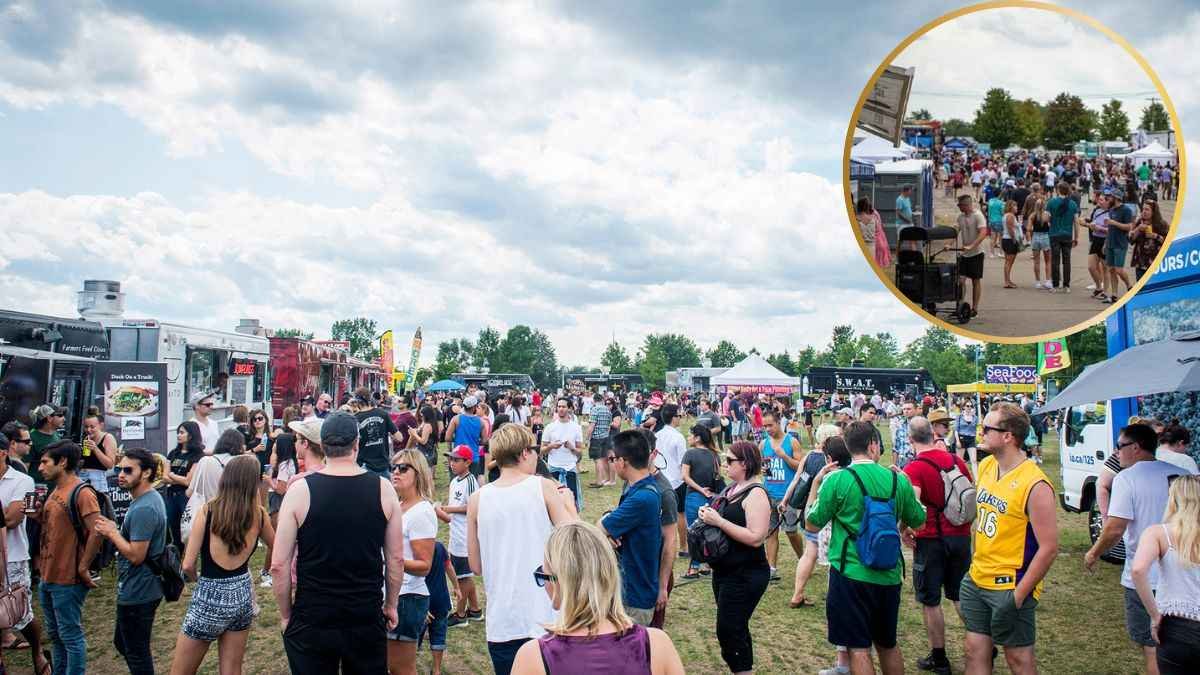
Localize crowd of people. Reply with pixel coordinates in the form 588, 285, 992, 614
0, 379, 1195, 674
876, 148, 1176, 319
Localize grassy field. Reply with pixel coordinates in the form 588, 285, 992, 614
5, 419, 1143, 674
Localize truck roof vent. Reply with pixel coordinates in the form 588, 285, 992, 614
77, 280, 125, 318
236, 319, 264, 336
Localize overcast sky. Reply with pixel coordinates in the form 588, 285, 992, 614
1, 0, 1196, 366
899, 7, 1161, 124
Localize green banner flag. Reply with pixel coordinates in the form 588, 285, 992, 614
1037, 338, 1071, 376
402, 327, 422, 394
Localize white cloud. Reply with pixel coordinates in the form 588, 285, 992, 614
896, 7, 1157, 122
0, 186, 916, 364
888, 4, 1197, 238
1, 0, 1194, 369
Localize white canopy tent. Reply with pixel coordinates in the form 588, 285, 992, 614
851, 134, 910, 164
1127, 141, 1175, 166
873, 158, 931, 175
710, 354, 801, 395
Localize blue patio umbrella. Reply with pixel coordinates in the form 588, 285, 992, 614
427, 379, 466, 392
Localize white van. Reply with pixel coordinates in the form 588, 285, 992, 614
1058, 402, 1124, 563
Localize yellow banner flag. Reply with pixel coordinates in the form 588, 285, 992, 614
380, 330, 395, 392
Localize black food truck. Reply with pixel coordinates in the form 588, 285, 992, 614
452, 373, 536, 397
0, 310, 110, 440
803, 366, 934, 397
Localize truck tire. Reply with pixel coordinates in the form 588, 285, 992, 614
1089, 506, 1126, 565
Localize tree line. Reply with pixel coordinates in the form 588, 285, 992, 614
914, 90, 1171, 151
275, 318, 384, 363
279, 320, 1108, 394
431, 325, 559, 389
533, 324, 1104, 392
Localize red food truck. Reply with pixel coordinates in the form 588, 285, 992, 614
347, 355, 386, 394
269, 337, 350, 419
268, 338, 386, 419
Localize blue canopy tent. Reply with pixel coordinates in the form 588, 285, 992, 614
849, 159, 875, 202
850, 158, 876, 179
427, 379, 466, 392
944, 137, 971, 151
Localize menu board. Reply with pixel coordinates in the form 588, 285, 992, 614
93, 361, 169, 455
230, 378, 249, 405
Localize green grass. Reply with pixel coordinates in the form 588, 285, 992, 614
6, 419, 1142, 674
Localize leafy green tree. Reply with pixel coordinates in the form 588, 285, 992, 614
962, 343, 984, 378
642, 334, 702, 371
910, 109, 932, 121
794, 346, 820, 376
498, 325, 559, 389
1043, 93, 1094, 149
900, 327, 972, 387
926, 349, 976, 388
638, 344, 669, 390
1139, 101, 1170, 132
432, 360, 455, 383
943, 119, 974, 137
706, 340, 747, 368
766, 351, 797, 376
826, 325, 864, 366
1013, 99, 1044, 149
473, 327, 503, 370
331, 318, 380, 362
859, 332, 900, 368
567, 365, 601, 374
983, 342, 1037, 367
1097, 99, 1131, 142
414, 367, 433, 388
273, 328, 314, 340
1058, 324, 1107, 386
600, 341, 634, 373
433, 338, 473, 381
972, 88, 1019, 149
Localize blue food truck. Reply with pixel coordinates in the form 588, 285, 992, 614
1058, 233, 1200, 556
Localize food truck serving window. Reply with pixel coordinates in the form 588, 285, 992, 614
187, 349, 216, 402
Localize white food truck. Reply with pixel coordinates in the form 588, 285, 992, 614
77, 281, 273, 439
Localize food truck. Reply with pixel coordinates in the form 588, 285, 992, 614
1057, 233, 1200, 559
0, 310, 110, 440
347, 355, 387, 394
562, 373, 644, 395
452, 372, 536, 397
0, 345, 99, 441
803, 365, 934, 397
78, 281, 272, 449
269, 337, 350, 419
